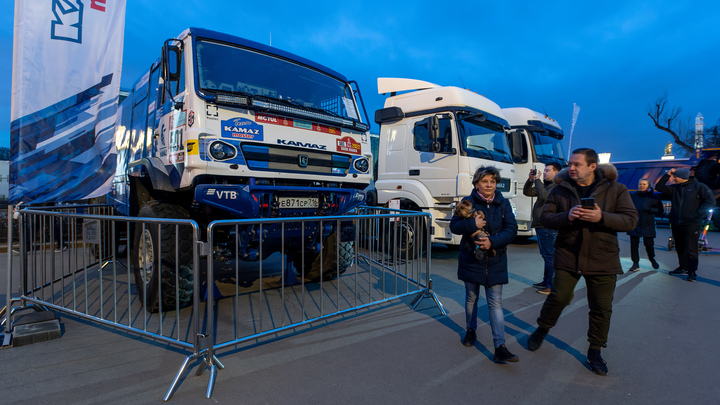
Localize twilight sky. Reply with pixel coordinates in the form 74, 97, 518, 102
2, 0, 719, 162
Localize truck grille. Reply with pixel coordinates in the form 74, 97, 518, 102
241, 143, 351, 176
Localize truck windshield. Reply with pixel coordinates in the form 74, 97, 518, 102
195, 40, 360, 122
531, 132, 567, 166
457, 114, 513, 163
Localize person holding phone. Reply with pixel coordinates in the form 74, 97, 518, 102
450, 166, 519, 363
523, 163, 562, 294
525, 148, 637, 376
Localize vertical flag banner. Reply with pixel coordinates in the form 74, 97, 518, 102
567, 103, 581, 156
10, 0, 127, 204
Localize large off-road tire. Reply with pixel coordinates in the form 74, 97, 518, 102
380, 216, 428, 261
291, 231, 354, 282
133, 201, 194, 312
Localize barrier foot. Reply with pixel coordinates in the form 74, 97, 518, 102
410, 290, 447, 316
163, 354, 196, 401
206, 364, 217, 399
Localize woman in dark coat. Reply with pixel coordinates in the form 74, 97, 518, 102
627, 179, 664, 271
450, 166, 518, 363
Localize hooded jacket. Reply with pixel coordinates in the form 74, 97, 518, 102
627, 188, 664, 238
655, 174, 715, 227
541, 164, 638, 275
450, 190, 518, 286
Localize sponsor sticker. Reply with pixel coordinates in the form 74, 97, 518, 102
186, 140, 198, 155
256, 113, 341, 135
336, 136, 361, 154
188, 110, 195, 127
221, 117, 264, 141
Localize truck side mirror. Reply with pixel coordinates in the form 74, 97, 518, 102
162, 42, 182, 83
428, 115, 439, 140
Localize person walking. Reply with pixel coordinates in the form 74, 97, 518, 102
523, 163, 562, 294
526, 148, 638, 376
627, 179, 664, 271
450, 166, 519, 363
655, 168, 715, 282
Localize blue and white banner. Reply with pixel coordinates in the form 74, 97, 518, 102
10, 0, 126, 204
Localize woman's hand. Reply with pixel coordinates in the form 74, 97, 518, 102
475, 236, 492, 250
475, 215, 486, 229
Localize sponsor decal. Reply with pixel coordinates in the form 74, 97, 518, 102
169, 109, 186, 164
336, 136, 361, 155
204, 188, 237, 199
186, 140, 198, 155
206, 104, 218, 117
188, 110, 195, 127
277, 139, 326, 150
256, 113, 341, 135
222, 117, 264, 141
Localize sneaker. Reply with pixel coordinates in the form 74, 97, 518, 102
493, 344, 519, 363
686, 272, 697, 282
527, 328, 548, 351
649, 258, 660, 269
462, 328, 476, 347
537, 287, 551, 295
669, 267, 687, 275
586, 349, 608, 376
532, 282, 546, 289
628, 263, 640, 272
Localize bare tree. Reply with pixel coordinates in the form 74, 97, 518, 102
647, 93, 695, 154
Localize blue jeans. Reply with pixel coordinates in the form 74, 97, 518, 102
536, 228, 557, 287
465, 282, 505, 348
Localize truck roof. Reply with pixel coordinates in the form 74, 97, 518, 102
187, 27, 349, 83
378, 78, 506, 122
502, 107, 562, 131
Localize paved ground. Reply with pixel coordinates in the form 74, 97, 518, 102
1, 225, 719, 404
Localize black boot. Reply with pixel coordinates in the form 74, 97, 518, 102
527, 327, 548, 351
493, 344, 519, 363
586, 348, 608, 376
686, 271, 697, 282
462, 328, 476, 347
649, 258, 659, 269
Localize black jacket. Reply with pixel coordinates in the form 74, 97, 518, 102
655, 174, 716, 226
542, 164, 638, 275
523, 178, 557, 229
627, 188, 664, 238
450, 190, 517, 286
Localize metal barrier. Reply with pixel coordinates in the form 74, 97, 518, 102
2, 205, 444, 401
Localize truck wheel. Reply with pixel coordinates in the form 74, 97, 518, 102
382, 217, 428, 260
292, 231, 354, 282
133, 201, 194, 312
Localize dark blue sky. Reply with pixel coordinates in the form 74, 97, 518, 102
2, 0, 719, 161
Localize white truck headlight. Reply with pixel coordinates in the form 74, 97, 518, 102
209, 141, 237, 160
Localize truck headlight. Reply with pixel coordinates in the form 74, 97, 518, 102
353, 157, 369, 173
209, 141, 236, 160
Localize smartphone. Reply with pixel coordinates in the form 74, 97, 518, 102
581, 197, 595, 208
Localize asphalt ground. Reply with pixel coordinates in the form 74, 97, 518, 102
1, 225, 719, 404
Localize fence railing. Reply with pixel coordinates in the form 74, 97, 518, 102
1, 204, 444, 401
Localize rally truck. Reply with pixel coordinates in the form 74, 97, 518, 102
502, 107, 566, 237
109, 28, 373, 311
370, 78, 516, 248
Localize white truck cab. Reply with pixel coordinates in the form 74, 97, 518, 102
373, 78, 516, 246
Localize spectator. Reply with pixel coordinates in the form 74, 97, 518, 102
523, 163, 562, 294
627, 179, 663, 271
655, 168, 715, 282
450, 166, 519, 364
526, 148, 637, 376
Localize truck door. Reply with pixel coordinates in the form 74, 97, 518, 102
407, 114, 458, 198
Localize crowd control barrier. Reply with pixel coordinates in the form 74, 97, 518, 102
2, 204, 445, 401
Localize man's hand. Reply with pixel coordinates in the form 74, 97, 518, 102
577, 204, 603, 222
475, 236, 492, 250
528, 169, 538, 181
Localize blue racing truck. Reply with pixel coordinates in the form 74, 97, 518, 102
109, 28, 373, 311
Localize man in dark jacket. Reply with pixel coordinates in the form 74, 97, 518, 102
627, 179, 664, 271
526, 148, 638, 376
523, 162, 562, 294
655, 168, 715, 282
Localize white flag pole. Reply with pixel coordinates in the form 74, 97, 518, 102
567, 103, 581, 157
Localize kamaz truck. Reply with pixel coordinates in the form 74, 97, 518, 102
109, 28, 373, 310
503, 108, 566, 236
371, 78, 516, 247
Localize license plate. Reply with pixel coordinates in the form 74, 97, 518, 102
278, 197, 319, 209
